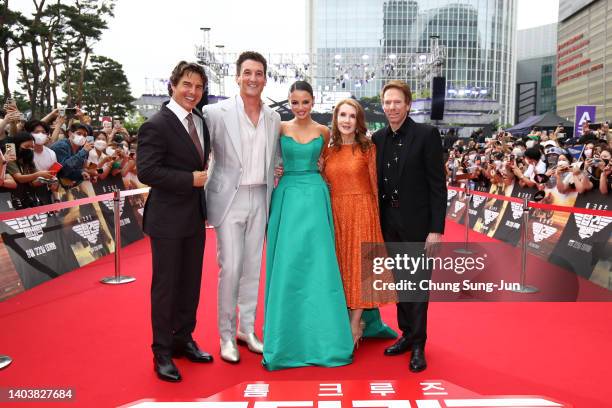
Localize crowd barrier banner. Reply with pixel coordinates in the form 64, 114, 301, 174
471, 183, 513, 238
549, 189, 612, 287
493, 184, 536, 246
0, 175, 149, 301
447, 184, 612, 291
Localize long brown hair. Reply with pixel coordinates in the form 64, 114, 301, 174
331, 99, 371, 152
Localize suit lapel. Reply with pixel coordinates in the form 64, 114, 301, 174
161, 105, 201, 167
222, 97, 243, 163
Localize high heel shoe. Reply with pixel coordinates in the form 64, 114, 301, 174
352, 320, 366, 349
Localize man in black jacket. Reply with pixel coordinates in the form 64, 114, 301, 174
137, 61, 212, 382
372, 80, 447, 372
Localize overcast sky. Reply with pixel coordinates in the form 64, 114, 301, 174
9, 0, 559, 98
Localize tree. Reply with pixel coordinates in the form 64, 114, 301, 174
9, 0, 116, 116
65, 55, 134, 122
0, 0, 28, 98
123, 111, 146, 134
58, 0, 116, 106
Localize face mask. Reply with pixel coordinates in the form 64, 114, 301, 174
94, 140, 107, 151
19, 148, 34, 161
468, 153, 477, 161
494, 160, 502, 168
584, 149, 593, 158
105, 147, 115, 156
557, 160, 569, 167
72, 134, 86, 146
32, 133, 48, 145
526, 140, 535, 149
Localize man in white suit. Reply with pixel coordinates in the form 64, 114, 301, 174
203, 51, 281, 363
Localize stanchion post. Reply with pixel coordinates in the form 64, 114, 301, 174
0, 355, 12, 369
101, 189, 136, 285
512, 197, 539, 293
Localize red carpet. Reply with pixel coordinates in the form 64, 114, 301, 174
0, 221, 611, 407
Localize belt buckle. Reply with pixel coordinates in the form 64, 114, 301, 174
390, 199, 400, 208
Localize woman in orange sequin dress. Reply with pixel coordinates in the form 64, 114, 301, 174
323, 99, 396, 346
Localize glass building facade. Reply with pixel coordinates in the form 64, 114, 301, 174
308, 0, 517, 124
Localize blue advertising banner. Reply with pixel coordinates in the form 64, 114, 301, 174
574, 105, 596, 138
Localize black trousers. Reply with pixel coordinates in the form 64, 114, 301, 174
381, 204, 429, 348
150, 229, 205, 356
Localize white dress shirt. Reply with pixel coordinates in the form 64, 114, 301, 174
166, 97, 204, 150
236, 95, 267, 185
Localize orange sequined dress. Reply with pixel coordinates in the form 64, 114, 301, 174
323, 144, 396, 309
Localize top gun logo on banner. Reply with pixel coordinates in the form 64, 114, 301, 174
0, 211, 80, 290
549, 190, 612, 289
462, 183, 491, 229
493, 185, 538, 246
446, 188, 467, 222
472, 183, 512, 237
527, 187, 578, 260
93, 176, 143, 246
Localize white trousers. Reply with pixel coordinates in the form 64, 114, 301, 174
215, 185, 267, 342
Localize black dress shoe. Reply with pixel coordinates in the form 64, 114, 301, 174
384, 336, 412, 356
173, 341, 213, 363
409, 345, 427, 373
153, 354, 181, 382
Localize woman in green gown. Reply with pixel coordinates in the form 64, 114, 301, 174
262, 81, 353, 370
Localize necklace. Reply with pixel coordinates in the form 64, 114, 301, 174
341, 140, 355, 145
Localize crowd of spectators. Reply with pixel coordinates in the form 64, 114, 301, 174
3, 94, 611, 211
1, 98, 140, 210
443, 121, 612, 197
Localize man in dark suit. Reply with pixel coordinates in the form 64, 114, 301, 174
372, 80, 447, 372
137, 61, 212, 382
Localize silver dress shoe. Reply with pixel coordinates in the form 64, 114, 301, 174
237, 331, 264, 354
220, 339, 240, 363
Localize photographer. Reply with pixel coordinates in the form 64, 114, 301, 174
87, 132, 121, 181
510, 147, 546, 188
50, 123, 93, 185
556, 153, 593, 194
586, 147, 611, 195
4, 132, 55, 208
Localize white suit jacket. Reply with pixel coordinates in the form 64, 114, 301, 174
203, 96, 281, 227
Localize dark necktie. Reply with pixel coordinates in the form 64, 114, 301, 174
186, 113, 204, 163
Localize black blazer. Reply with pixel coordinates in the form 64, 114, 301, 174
137, 104, 211, 239
372, 117, 447, 242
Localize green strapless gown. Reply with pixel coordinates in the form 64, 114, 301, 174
263, 135, 353, 370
